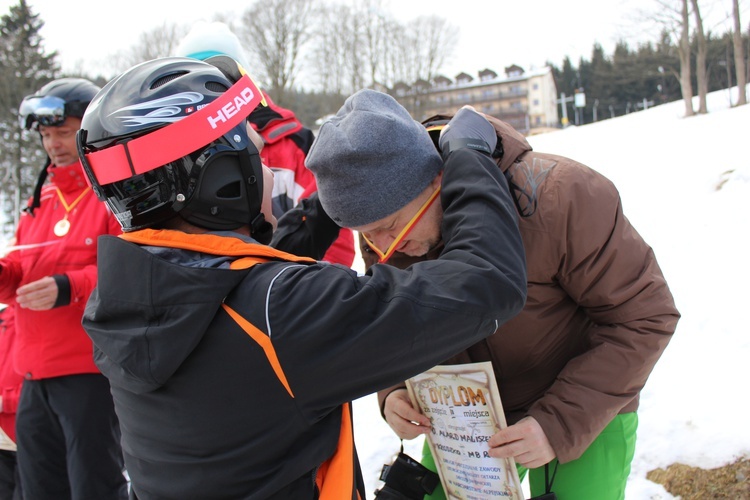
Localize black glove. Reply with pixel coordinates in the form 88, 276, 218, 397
438, 106, 497, 160
270, 192, 340, 260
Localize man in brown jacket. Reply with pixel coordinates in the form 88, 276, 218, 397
356, 111, 680, 499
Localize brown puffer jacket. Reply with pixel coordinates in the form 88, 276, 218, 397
374, 115, 680, 463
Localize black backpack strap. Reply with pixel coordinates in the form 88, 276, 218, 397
24, 158, 51, 216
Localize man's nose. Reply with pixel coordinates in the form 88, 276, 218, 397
47, 134, 62, 148
370, 233, 395, 253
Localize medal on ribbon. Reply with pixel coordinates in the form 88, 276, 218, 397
54, 187, 90, 237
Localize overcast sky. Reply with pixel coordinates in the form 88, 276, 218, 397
1, 0, 744, 82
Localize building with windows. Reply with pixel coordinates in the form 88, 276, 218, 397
389, 65, 559, 136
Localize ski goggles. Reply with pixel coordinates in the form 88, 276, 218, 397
361, 186, 441, 264
18, 95, 85, 129
76, 73, 264, 200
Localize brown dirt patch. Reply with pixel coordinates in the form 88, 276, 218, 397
646, 457, 750, 499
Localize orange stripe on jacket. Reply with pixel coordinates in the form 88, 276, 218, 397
221, 303, 294, 398
316, 403, 360, 500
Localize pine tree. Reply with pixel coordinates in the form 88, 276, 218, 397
0, 0, 59, 232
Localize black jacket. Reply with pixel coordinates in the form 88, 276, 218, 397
83, 148, 527, 499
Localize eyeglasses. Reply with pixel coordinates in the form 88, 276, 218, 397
361, 186, 441, 264
18, 95, 68, 129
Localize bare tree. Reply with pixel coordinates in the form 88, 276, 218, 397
379, 16, 459, 119
359, 0, 393, 89
311, 0, 396, 95
690, 0, 708, 113
411, 15, 459, 82
312, 3, 352, 94
346, 11, 366, 93
678, 0, 696, 116
238, 0, 316, 106
731, 0, 747, 105
310, 2, 456, 99
639, 0, 695, 116
381, 16, 458, 87
108, 22, 188, 75
386, 24, 418, 86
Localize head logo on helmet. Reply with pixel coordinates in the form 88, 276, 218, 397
207, 87, 257, 129
76, 57, 271, 240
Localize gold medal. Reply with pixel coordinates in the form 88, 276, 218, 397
53, 187, 90, 238
54, 218, 70, 237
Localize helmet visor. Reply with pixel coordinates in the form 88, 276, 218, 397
18, 95, 67, 129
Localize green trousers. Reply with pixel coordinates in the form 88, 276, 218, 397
420, 412, 638, 500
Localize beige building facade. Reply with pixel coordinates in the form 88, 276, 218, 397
390, 65, 559, 136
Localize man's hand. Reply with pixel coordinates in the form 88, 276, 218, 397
383, 388, 431, 440
16, 276, 59, 311
487, 416, 556, 469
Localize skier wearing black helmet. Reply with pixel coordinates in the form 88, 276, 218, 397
2, 78, 127, 499
78, 56, 527, 499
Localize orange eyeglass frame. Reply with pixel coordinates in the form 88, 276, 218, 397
361, 186, 441, 263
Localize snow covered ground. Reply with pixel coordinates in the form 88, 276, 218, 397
353, 86, 750, 499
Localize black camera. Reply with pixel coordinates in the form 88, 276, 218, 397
373, 452, 440, 499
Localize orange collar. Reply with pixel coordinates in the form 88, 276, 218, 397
121, 228, 316, 268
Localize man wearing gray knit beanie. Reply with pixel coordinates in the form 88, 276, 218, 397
306, 90, 533, 497
307, 89, 497, 261
332, 89, 679, 500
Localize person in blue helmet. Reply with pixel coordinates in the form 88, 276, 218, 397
174, 21, 356, 267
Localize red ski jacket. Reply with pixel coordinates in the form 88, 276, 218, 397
0, 161, 121, 380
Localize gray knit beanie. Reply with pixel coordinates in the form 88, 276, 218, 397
306, 89, 443, 228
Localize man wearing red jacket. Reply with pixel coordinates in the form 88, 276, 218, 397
0, 78, 127, 499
